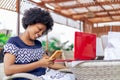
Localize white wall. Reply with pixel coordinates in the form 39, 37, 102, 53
0, 9, 80, 45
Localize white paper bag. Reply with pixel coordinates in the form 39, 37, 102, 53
104, 32, 120, 60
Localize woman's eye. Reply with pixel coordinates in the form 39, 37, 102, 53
39, 29, 42, 31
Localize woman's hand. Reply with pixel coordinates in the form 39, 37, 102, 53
38, 55, 54, 67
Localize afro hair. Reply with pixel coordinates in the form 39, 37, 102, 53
22, 7, 54, 34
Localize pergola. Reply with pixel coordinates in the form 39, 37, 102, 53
32, 0, 120, 23
0, 0, 120, 36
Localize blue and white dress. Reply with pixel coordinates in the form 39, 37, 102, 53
4, 36, 46, 80
4, 36, 76, 80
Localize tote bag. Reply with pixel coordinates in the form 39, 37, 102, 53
74, 32, 96, 60
104, 32, 120, 60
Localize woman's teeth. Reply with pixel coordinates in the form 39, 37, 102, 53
36, 34, 39, 38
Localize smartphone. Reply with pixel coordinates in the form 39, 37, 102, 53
49, 50, 62, 61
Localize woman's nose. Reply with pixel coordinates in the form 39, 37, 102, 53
38, 32, 43, 36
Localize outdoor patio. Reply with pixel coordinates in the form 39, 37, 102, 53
0, 0, 120, 80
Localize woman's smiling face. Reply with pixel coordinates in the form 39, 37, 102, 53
27, 23, 46, 40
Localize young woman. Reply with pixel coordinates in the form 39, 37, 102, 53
3, 7, 75, 80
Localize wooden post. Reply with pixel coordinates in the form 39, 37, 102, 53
16, 0, 21, 36
46, 34, 48, 53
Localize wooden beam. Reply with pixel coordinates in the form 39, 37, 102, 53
90, 19, 120, 23
95, 1, 114, 21
70, 8, 120, 16
89, 14, 120, 18
59, 1, 120, 9
41, 0, 73, 3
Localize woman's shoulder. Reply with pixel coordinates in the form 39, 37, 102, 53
6, 36, 22, 47
7, 36, 19, 43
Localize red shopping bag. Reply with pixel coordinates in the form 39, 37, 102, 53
74, 32, 96, 60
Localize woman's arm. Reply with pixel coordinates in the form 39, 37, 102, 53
48, 62, 67, 70
4, 53, 53, 76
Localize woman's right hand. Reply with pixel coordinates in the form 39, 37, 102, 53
38, 56, 54, 68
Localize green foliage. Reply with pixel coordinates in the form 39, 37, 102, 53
0, 33, 10, 48
41, 37, 74, 54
